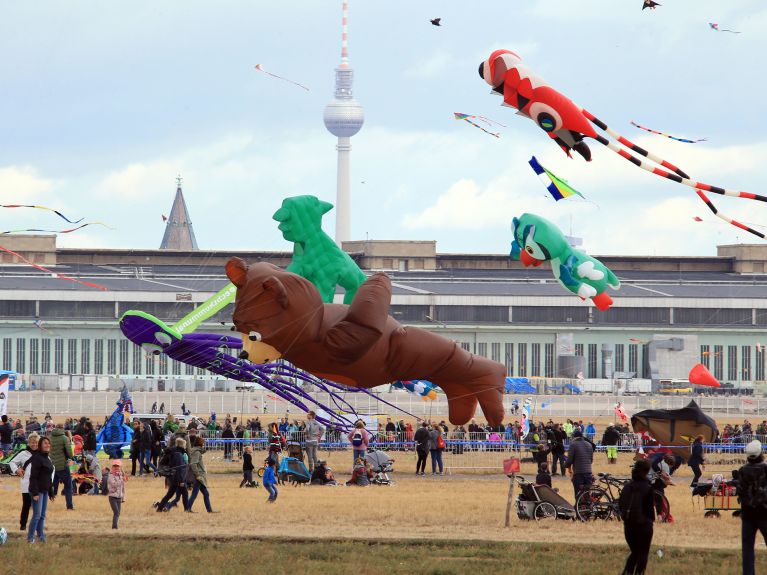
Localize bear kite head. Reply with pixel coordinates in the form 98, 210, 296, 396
226, 258, 325, 363
272, 195, 333, 243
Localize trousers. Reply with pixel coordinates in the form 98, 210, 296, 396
623, 522, 653, 575
109, 496, 121, 529
305, 442, 318, 471
741, 516, 767, 575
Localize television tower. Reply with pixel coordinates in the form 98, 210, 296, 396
323, 0, 364, 245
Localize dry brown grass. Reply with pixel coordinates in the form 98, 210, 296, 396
0, 451, 762, 554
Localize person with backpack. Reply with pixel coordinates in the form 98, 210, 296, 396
49, 424, 75, 510
618, 459, 656, 575
429, 425, 445, 475
688, 435, 706, 486
414, 422, 430, 475
737, 440, 767, 575
347, 421, 369, 463
155, 437, 189, 512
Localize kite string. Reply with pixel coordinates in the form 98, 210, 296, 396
254, 64, 310, 91
0, 244, 108, 290
0, 204, 85, 224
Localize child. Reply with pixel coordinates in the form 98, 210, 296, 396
262, 458, 278, 503
107, 459, 126, 529
535, 462, 552, 487
240, 446, 256, 488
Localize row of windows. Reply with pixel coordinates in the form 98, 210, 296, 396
0, 301, 765, 326
3, 337, 766, 381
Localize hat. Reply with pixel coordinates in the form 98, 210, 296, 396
745, 440, 762, 457
111, 460, 122, 467
572, 429, 583, 438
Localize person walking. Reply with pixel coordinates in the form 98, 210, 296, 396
737, 440, 767, 575
414, 422, 430, 475
27, 436, 55, 544
549, 423, 567, 476
347, 421, 369, 463
107, 460, 126, 529
49, 424, 74, 510
129, 421, 141, 476
138, 422, 158, 476
156, 437, 190, 512
564, 429, 594, 500
429, 425, 445, 475
304, 411, 325, 473
688, 435, 706, 486
263, 458, 279, 503
8, 432, 40, 531
618, 459, 655, 575
187, 436, 215, 513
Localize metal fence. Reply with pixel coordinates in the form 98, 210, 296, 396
5, 390, 767, 418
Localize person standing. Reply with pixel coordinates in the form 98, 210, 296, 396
107, 460, 126, 529
429, 425, 445, 475
602, 424, 621, 465
0, 414, 14, 455
138, 422, 158, 476
304, 411, 325, 473
49, 424, 74, 510
241, 445, 255, 488
688, 435, 706, 486
414, 422, 430, 475
564, 429, 594, 500
618, 459, 655, 575
221, 423, 235, 461
549, 423, 567, 476
347, 421, 369, 463
8, 432, 40, 531
129, 421, 141, 476
187, 436, 215, 513
737, 440, 767, 575
82, 421, 97, 459
27, 436, 55, 544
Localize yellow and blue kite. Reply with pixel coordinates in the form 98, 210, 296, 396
528, 156, 584, 201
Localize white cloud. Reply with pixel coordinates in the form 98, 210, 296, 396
0, 166, 55, 202
403, 50, 453, 79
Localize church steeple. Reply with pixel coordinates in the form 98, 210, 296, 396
160, 175, 199, 250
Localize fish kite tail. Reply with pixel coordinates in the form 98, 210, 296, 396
582, 109, 689, 179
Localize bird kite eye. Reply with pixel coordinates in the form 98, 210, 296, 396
529, 102, 563, 133
154, 332, 173, 347
526, 246, 534, 254
153, 350, 161, 356
248, 331, 262, 342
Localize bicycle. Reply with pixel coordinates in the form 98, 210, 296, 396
576, 472, 671, 523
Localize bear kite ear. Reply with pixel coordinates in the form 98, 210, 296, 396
226, 257, 248, 288
263, 276, 289, 309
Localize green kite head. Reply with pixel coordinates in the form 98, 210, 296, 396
273, 195, 334, 243
510, 213, 570, 266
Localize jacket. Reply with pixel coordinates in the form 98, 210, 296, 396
564, 437, 594, 475
688, 441, 705, 466
262, 465, 277, 486
83, 429, 97, 452
139, 428, 154, 450
619, 477, 655, 526
85, 454, 102, 481
304, 419, 325, 445
0, 421, 13, 444
414, 427, 430, 451
49, 428, 73, 471
108, 471, 126, 500
347, 428, 369, 449
243, 452, 255, 472
171, 447, 188, 484
737, 457, 767, 521
602, 427, 621, 446
28, 451, 55, 497
8, 447, 35, 493
189, 446, 208, 487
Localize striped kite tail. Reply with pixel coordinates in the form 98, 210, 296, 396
582, 109, 690, 179
696, 190, 766, 239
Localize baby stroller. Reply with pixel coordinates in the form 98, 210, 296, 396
278, 456, 311, 485
515, 476, 576, 521
365, 450, 394, 486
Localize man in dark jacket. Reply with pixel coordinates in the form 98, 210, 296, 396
156, 437, 189, 512
619, 459, 655, 575
414, 422, 430, 475
138, 422, 158, 476
49, 425, 74, 510
564, 429, 594, 500
602, 424, 621, 464
549, 423, 567, 476
737, 440, 767, 575
83, 421, 97, 458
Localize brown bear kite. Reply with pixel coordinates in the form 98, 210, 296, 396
226, 258, 505, 426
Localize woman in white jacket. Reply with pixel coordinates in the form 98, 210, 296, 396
7, 433, 40, 531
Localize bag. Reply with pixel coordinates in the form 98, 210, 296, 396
436, 435, 446, 450
352, 431, 363, 447
157, 447, 174, 477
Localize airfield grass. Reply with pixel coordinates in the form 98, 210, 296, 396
0, 536, 764, 575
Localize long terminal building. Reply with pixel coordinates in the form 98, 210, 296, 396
1, 232, 766, 394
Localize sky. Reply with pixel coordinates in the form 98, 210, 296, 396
0, 0, 765, 256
